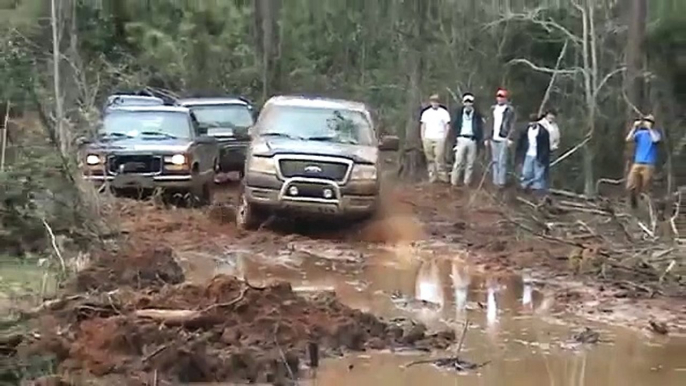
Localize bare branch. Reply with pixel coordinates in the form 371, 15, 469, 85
485, 8, 583, 45
593, 67, 626, 98
507, 58, 582, 76
538, 39, 569, 116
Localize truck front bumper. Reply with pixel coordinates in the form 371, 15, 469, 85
83, 174, 197, 190
244, 172, 378, 217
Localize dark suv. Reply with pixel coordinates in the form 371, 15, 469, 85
236, 95, 399, 229
179, 97, 255, 177
79, 105, 219, 205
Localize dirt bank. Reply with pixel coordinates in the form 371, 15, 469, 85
11, 244, 455, 384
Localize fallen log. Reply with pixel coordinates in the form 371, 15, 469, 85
135, 309, 201, 325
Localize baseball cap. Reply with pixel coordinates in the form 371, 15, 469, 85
429, 94, 440, 101
462, 93, 475, 103
496, 88, 508, 98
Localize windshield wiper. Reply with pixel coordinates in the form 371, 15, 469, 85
305, 136, 358, 145
261, 132, 303, 140
140, 131, 177, 139
99, 132, 132, 139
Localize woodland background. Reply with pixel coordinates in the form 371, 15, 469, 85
0, 0, 684, 253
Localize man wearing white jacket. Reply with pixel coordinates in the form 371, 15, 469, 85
538, 109, 560, 152
538, 109, 560, 188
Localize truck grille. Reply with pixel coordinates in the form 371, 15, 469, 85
279, 159, 349, 181
108, 155, 162, 174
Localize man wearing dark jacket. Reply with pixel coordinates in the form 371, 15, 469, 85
446, 92, 484, 186
485, 88, 517, 188
516, 114, 551, 193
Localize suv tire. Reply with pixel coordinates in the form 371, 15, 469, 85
236, 184, 265, 230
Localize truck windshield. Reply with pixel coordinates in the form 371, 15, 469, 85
259, 105, 374, 146
102, 111, 192, 139
190, 104, 254, 128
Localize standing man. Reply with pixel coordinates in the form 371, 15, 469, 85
485, 88, 516, 189
626, 114, 661, 208
538, 109, 560, 188
420, 94, 451, 183
446, 92, 484, 187
516, 113, 551, 194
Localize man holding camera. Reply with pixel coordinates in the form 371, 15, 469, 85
625, 114, 661, 208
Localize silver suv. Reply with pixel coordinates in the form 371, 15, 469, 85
79, 105, 219, 205
236, 95, 398, 229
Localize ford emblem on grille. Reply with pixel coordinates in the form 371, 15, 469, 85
304, 165, 322, 173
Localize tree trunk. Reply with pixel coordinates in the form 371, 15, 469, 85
623, 0, 647, 175
254, 0, 282, 102
399, 0, 428, 181
51, 0, 67, 156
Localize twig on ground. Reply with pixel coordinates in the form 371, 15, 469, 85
549, 189, 590, 200
200, 286, 249, 313
41, 218, 66, 272
274, 323, 298, 384
659, 260, 676, 284
468, 160, 493, 206
596, 178, 624, 194
456, 320, 470, 355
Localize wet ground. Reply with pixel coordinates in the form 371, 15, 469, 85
5, 180, 686, 385
179, 237, 686, 385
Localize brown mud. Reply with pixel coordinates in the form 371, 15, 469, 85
13, 244, 454, 384
4, 179, 686, 384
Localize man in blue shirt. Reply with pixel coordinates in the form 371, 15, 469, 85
625, 114, 661, 208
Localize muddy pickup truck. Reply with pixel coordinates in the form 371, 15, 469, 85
179, 97, 255, 177
79, 105, 219, 205
236, 95, 399, 229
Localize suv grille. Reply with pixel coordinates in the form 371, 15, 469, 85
279, 159, 349, 181
108, 155, 162, 174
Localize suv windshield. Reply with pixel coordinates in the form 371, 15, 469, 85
102, 111, 191, 139
258, 105, 374, 146
190, 104, 254, 128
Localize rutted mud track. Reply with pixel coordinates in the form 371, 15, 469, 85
5, 181, 686, 384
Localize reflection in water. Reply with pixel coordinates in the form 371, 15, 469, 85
522, 271, 533, 312
451, 261, 470, 316
414, 259, 444, 323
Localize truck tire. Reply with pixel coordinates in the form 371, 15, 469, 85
236, 184, 265, 230
190, 181, 213, 207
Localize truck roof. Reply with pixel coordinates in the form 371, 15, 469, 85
179, 97, 251, 106
265, 95, 368, 112
105, 105, 191, 114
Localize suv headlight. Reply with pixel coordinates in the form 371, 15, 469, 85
350, 164, 377, 181
85, 154, 103, 165
164, 154, 187, 165
248, 155, 276, 174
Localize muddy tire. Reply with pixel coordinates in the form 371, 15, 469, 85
236, 185, 265, 230
190, 181, 213, 207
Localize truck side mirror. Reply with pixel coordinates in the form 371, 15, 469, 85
378, 135, 400, 151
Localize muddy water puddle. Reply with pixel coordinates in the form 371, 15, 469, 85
180, 241, 686, 385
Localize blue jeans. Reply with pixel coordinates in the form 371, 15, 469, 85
490, 140, 509, 187
520, 155, 547, 191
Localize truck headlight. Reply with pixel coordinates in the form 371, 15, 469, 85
248, 155, 276, 174
164, 154, 187, 165
350, 164, 377, 181
86, 154, 102, 165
